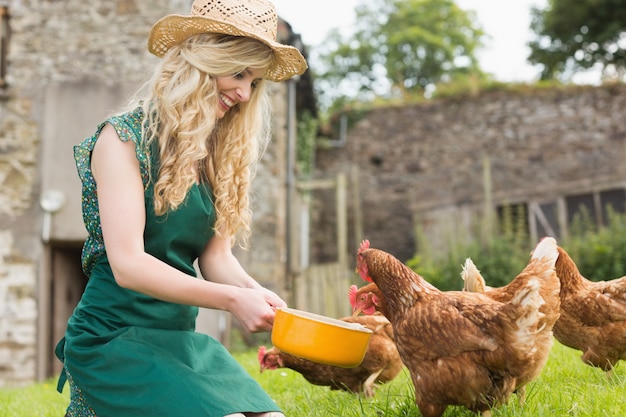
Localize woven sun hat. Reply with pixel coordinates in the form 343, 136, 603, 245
148, 0, 308, 81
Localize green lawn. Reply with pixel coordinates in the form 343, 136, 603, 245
2, 341, 625, 416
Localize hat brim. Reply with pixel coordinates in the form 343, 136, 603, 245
148, 15, 307, 82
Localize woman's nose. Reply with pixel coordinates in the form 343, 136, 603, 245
236, 84, 252, 102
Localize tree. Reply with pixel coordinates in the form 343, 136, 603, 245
313, 0, 485, 110
528, 0, 626, 81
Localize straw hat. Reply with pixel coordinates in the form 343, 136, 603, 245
148, 0, 307, 81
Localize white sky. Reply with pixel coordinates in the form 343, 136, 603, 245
272, 0, 601, 84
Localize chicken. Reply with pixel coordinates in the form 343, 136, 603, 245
258, 314, 403, 397
355, 238, 559, 417
349, 261, 439, 317
460, 246, 561, 401
552, 245, 626, 374
349, 282, 384, 316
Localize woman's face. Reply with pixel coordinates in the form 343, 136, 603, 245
215, 67, 265, 118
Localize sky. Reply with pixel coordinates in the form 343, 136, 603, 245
271, 0, 600, 84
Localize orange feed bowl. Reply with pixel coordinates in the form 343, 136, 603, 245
271, 307, 373, 368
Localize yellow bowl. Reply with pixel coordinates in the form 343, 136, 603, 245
271, 307, 373, 368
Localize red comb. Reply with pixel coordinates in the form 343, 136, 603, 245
359, 239, 371, 253
348, 285, 359, 307
257, 346, 266, 364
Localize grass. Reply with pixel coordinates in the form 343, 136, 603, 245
244, 341, 626, 417
0, 378, 69, 417
2, 341, 625, 417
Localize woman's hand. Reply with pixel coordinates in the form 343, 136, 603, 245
228, 287, 286, 333
256, 287, 287, 310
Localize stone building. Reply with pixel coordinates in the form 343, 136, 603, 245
0, 0, 312, 386
312, 85, 626, 263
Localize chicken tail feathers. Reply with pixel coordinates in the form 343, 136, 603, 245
461, 258, 486, 293
531, 237, 558, 264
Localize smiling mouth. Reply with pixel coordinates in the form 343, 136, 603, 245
219, 94, 235, 110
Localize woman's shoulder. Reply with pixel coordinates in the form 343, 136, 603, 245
75, 107, 145, 151
74, 107, 150, 186
107, 107, 145, 144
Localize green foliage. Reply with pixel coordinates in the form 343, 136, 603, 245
409, 203, 626, 291
295, 111, 320, 178
563, 206, 626, 280
406, 253, 459, 291
409, 204, 531, 291
528, 0, 626, 80
408, 234, 531, 291
314, 0, 485, 110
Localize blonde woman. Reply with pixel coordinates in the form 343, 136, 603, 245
54, 1, 307, 416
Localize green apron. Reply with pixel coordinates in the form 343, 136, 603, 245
55, 108, 280, 416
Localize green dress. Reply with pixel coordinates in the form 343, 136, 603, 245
55, 108, 281, 417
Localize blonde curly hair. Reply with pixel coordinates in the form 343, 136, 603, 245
128, 33, 274, 247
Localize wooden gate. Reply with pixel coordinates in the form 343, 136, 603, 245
293, 263, 353, 318
291, 171, 358, 318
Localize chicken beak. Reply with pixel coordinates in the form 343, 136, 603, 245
352, 307, 363, 318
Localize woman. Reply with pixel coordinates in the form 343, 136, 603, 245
55, 0, 307, 416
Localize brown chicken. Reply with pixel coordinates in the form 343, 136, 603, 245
552, 245, 626, 374
354, 238, 559, 417
258, 314, 403, 397
460, 244, 561, 401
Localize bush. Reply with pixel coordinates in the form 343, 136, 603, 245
564, 207, 626, 280
408, 207, 626, 289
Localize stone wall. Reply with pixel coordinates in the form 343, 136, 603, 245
0, 0, 190, 387
313, 85, 626, 262
0, 231, 37, 383
0, 91, 41, 364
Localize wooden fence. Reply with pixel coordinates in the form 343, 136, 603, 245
288, 170, 361, 318
293, 262, 354, 318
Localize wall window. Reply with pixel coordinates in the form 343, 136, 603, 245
524, 186, 626, 241
534, 201, 560, 238
566, 192, 597, 227
600, 188, 626, 219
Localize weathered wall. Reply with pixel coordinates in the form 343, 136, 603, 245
0, 0, 179, 387
313, 85, 626, 262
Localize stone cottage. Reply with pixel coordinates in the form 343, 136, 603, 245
0, 0, 313, 386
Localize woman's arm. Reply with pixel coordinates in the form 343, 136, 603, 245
198, 233, 287, 326
92, 124, 281, 331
